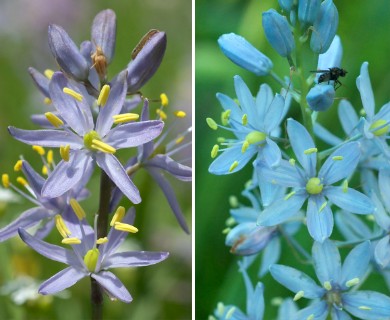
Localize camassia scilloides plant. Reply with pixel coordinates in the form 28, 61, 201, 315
0, 9, 191, 319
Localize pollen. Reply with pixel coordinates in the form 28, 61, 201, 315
174, 110, 186, 118
97, 84, 110, 107
55, 215, 71, 238
70, 198, 86, 220
62, 237, 81, 245
112, 113, 140, 124
156, 109, 167, 120
110, 206, 126, 226
14, 160, 23, 172
346, 277, 360, 287
160, 93, 169, 107
32, 145, 45, 156
45, 112, 64, 128
44, 69, 54, 79
323, 281, 332, 290
211, 144, 219, 158
304, 148, 318, 155
332, 156, 343, 161
114, 222, 139, 233
2, 174, 10, 188
293, 290, 304, 301
229, 161, 239, 172
63, 87, 83, 101
60, 145, 70, 162
16, 177, 28, 187
206, 118, 218, 130
96, 237, 108, 245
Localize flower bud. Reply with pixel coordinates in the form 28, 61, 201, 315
262, 9, 295, 58
126, 30, 167, 93
307, 84, 335, 111
298, 0, 321, 26
48, 24, 89, 81
218, 33, 273, 76
28, 67, 50, 98
91, 9, 116, 64
310, 0, 339, 54
278, 0, 294, 12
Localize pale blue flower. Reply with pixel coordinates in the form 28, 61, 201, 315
270, 240, 390, 320
256, 119, 374, 242
298, 0, 321, 26
307, 84, 335, 111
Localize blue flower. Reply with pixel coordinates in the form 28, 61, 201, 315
209, 75, 288, 175
298, 0, 321, 27
307, 83, 335, 111
18, 207, 168, 303
256, 119, 374, 242
270, 240, 390, 320
218, 33, 273, 76
9, 71, 164, 203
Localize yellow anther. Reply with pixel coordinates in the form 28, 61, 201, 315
60, 145, 70, 162
96, 237, 108, 245
323, 281, 332, 290
306, 315, 315, 320
156, 109, 167, 120
47, 150, 54, 165
332, 156, 343, 161
2, 174, 10, 188
16, 177, 28, 187
221, 110, 231, 126
14, 160, 23, 172
160, 93, 169, 107
45, 112, 64, 128
110, 206, 126, 226
304, 148, 318, 155
370, 119, 389, 136
289, 158, 296, 166
342, 179, 348, 193
358, 306, 371, 311
55, 215, 71, 238
44, 97, 52, 105
225, 307, 236, 319
206, 118, 218, 130
32, 145, 45, 156
97, 84, 110, 107
346, 278, 360, 287
241, 140, 250, 153
44, 69, 54, 79
229, 196, 238, 208
216, 302, 225, 316
242, 114, 248, 126
222, 227, 230, 234
245, 131, 266, 144
63, 87, 83, 101
211, 144, 219, 158
175, 135, 185, 144
217, 137, 225, 143
359, 109, 366, 117
112, 113, 140, 124
293, 290, 304, 301
62, 237, 81, 245
284, 191, 296, 200
70, 198, 86, 220
174, 110, 186, 118
42, 165, 48, 176
114, 222, 139, 233
91, 139, 116, 154
229, 161, 239, 172
84, 248, 99, 272
319, 201, 327, 212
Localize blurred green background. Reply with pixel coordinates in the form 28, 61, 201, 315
0, 0, 191, 319
196, 0, 390, 318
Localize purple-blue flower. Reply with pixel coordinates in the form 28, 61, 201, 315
270, 240, 390, 320
8, 71, 164, 204
256, 119, 374, 242
18, 207, 169, 303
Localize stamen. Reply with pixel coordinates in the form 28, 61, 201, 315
289, 158, 296, 166
319, 201, 327, 212
91, 139, 116, 154
346, 277, 360, 287
332, 156, 343, 161
42, 165, 48, 176
304, 148, 318, 155
112, 113, 140, 124
63, 87, 83, 101
225, 307, 236, 319
174, 110, 186, 118
110, 206, 126, 226
16, 177, 28, 187
293, 290, 304, 301
96, 237, 108, 245
211, 145, 219, 158
47, 150, 54, 165
241, 114, 248, 126
323, 281, 332, 290
97, 84, 110, 107
70, 198, 86, 220
2, 174, 10, 188
229, 161, 239, 172
342, 179, 348, 193
156, 109, 167, 120
14, 160, 23, 172
60, 145, 70, 162
206, 118, 218, 130
55, 215, 71, 238
44, 97, 52, 105
306, 315, 315, 320
221, 110, 231, 125
222, 228, 230, 234
114, 222, 139, 233
175, 135, 185, 144
284, 191, 296, 200
44, 69, 54, 79
160, 93, 169, 107
358, 306, 371, 311
241, 140, 249, 153
32, 145, 45, 156
62, 237, 81, 245
45, 112, 64, 128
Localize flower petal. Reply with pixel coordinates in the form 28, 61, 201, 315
21, 160, 45, 198
234, 75, 258, 126
91, 9, 116, 63
312, 239, 341, 286
374, 236, 390, 269
293, 301, 328, 320
102, 251, 169, 269
145, 154, 192, 181
39, 267, 86, 295
324, 187, 374, 214
343, 291, 390, 320
263, 138, 282, 168
338, 100, 359, 136
356, 62, 375, 120
264, 94, 285, 132
306, 195, 334, 242
91, 271, 132, 303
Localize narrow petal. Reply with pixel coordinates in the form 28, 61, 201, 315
146, 167, 190, 233
91, 9, 116, 63
371, 192, 390, 230
375, 102, 390, 122
343, 291, 390, 320
319, 142, 360, 185
42, 151, 94, 198
312, 239, 341, 286
287, 119, 316, 176
216, 92, 242, 122
91, 271, 132, 303
306, 195, 334, 242
39, 267, 86, 295
0, 207, 51, 242
21, 161, 45, 197
8, 127, 82, 149
324, 187, 374, 214
314, 122, 343, 146
356, 62, 375, 120
256, 83, 274, 123
102, 251, 169, 269
18, 228, 79, 266
340, 241, 371, 289
270, 264, 325, 298
335, 210, 372, 241
96, 153, 140, 204
249, 283, 265, 320
378, 169, 390, 215
104, 120, 164, 149
264, 94, 285, 132
259, 237, 281, 277
256, 159, 304, 188
293, 301, 328, 320
234, 75, 258, 125
374, 236, 390, 268
338, 100, 359, 136
28, 67, 50, 98
263, 138, 282, 168
145, 155, 192, 181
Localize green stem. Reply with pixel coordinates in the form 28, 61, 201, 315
91, 278, 103, 320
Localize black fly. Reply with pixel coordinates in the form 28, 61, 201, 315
311, 67, 348, 90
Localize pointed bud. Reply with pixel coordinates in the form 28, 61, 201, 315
91, 9, 116, 64
298, 0, 321, 26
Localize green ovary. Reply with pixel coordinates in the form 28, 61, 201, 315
306, 177, 323, 194
370, 119, 389, 136
84, 248, 100, 272
84, 130, 101, 149
245, 131, 266, 145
